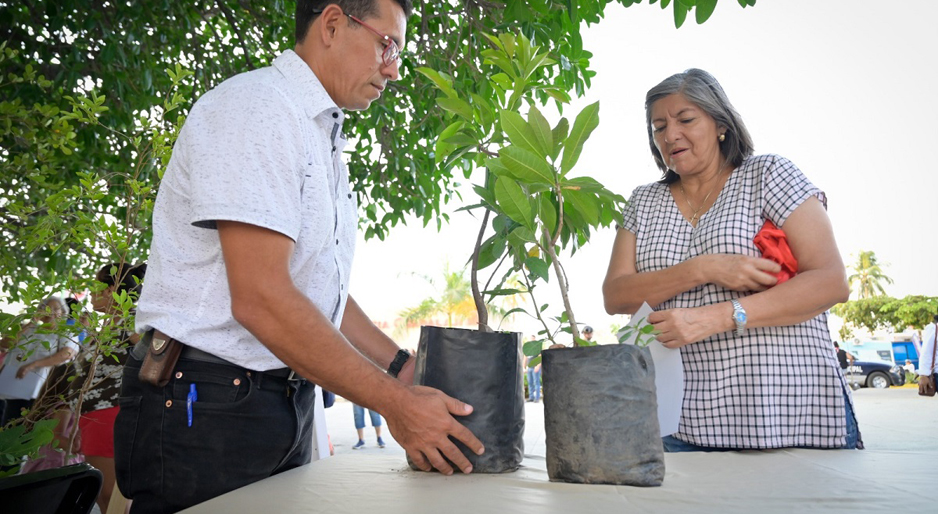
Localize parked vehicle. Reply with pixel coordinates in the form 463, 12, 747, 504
845, 360, 905, 389
891, 341, 919, 370
842, 340, 919, 370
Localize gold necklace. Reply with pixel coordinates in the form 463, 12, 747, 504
679, 165, 726, 225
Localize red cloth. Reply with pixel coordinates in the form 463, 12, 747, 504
78, 405, 120, 458
753, 220, 797, 285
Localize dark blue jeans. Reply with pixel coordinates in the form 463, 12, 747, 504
114, 353, 316, 514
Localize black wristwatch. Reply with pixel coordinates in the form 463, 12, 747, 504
387, 349, 411, 379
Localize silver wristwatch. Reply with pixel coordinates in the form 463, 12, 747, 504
731, 299, 747, 336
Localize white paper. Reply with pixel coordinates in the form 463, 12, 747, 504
619, 302, 684, 437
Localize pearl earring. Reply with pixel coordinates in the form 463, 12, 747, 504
719, 133, 726, 142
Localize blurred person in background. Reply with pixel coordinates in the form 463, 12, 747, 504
0, 295, 77, 426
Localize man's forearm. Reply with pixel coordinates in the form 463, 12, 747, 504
340, 295, 404, 371
218, 220, 409, 413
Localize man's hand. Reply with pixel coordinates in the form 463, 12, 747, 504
383, 386, 484, 475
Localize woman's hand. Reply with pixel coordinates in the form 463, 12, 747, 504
649, 303, 732, 349
15, 363, 33, 379
698, 254, 780, 292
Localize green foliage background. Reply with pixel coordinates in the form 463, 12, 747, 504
0, 0, 758, 471
0, 0, 754, 303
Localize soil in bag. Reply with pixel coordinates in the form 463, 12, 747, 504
408, 326, 524, 473
543, 344, 664, 486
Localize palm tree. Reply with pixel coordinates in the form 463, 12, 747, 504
396, 263, 524, 335
395, 262, 478, 335
847, 250, 893, 299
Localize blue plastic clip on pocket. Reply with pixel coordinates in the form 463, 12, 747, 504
187, 383, 198, 427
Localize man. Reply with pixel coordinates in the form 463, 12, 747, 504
114, 1, 483, 512
582, 325, 594, 343
833, 342, 855, 369
918, 314, 938, 393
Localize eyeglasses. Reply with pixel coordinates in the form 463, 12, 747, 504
346, 14, 401, 67
311, 8, 402, 67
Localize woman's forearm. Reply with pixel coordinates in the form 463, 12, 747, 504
24, 347, 77, 370
603, 258, 705, 315
733, 266, 848, 331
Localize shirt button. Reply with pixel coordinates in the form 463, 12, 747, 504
332, 112, 338, 119
336, 239, 339, 245
347, 193, 352, 199
332, 146, 336, 152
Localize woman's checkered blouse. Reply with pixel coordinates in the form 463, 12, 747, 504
622, 154, 852, 449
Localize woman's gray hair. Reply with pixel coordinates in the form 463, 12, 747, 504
38, 295, 67, 317
645, 68, 755, 184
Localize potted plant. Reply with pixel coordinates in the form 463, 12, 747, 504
417, 32, 664, 485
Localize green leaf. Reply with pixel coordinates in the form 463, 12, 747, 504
470, 93, 495, 130
437, 97, 473, 121
695, 0, 717, 24
523, 339, 543, 357
560, 101, 600, 175
539, 195, 558, 237
501, 110, 543, 157
499, 33, 517, 58
550, 118, 569, 161
509, 226, 537, 243
525, 256, 550, 282
500, 146, 555, 185
484, 287, 525, 297
435, 121, 465, 165
543, 88, 572, 104
482, 33, 505, 52
473, 184, 496, 207
502, 307, 528, 319
674, 1, 689, 28
527, 106, 553, 158
560, 176, 606, 193
442, 133, 479, 147
476, 235, 501, 270
494, 177, 534, 228
417, 67, 457, 98
563, 190, 597, 228
484, 157, 513, 180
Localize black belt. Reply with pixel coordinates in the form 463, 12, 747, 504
133, 336, 303, 382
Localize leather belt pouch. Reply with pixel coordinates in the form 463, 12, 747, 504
139, 329, 183, 387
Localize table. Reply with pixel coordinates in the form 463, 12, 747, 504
182, 448, 935, 513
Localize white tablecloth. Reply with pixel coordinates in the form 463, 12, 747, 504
183, 449, 934, 513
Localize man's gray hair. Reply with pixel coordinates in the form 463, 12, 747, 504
645, 68, 755, 184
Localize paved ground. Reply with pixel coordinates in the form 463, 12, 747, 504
325, 385, 938, 458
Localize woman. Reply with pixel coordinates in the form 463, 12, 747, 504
72, 262, 145, 511
0, 296, 77, 426
603, 69, 858, 451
